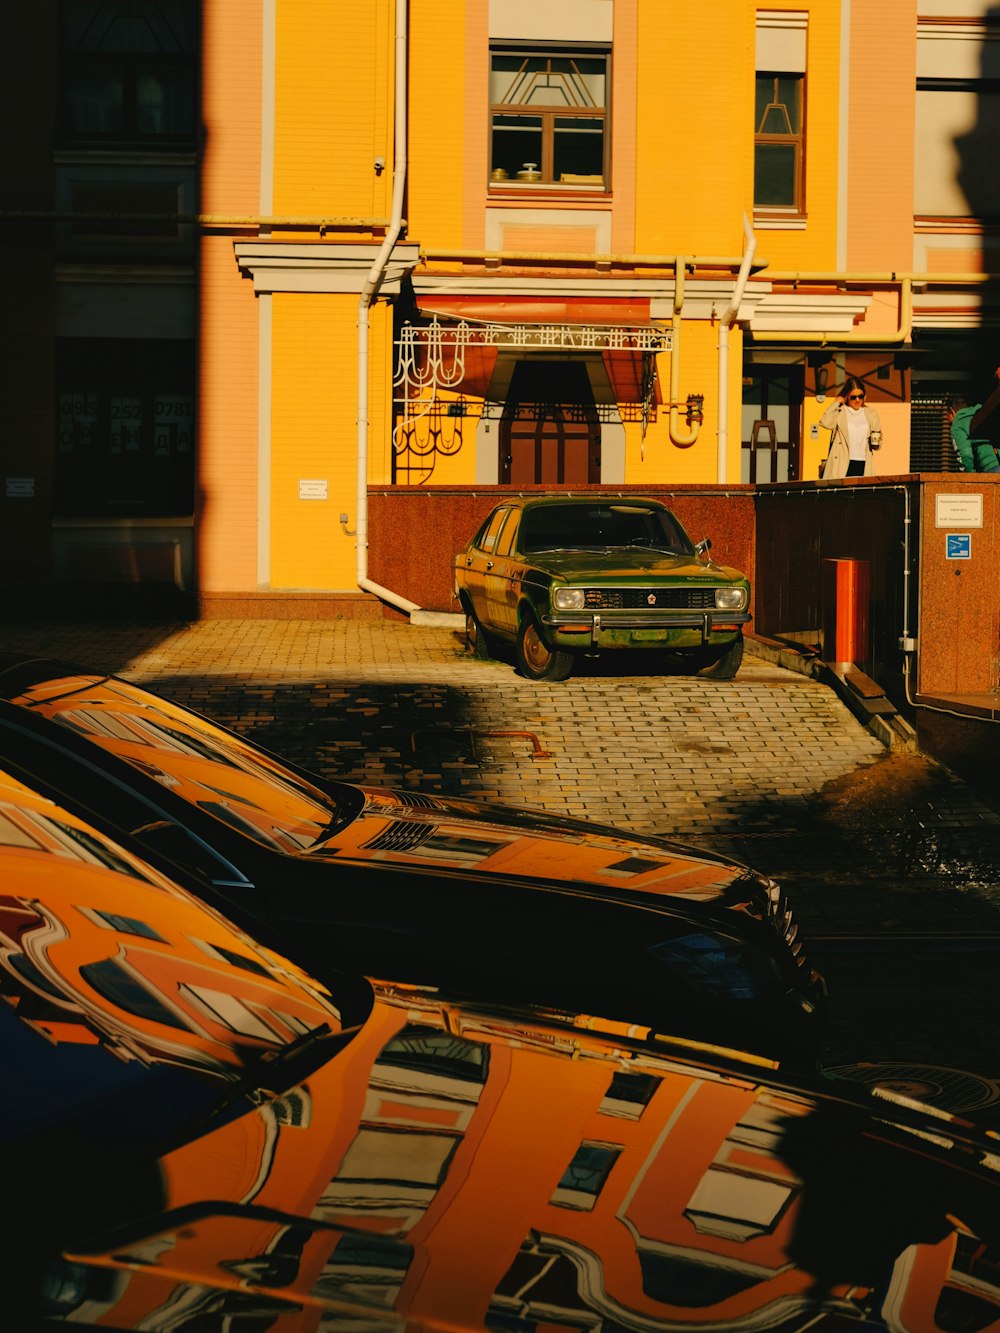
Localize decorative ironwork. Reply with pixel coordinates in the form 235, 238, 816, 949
393, 317, 668, 452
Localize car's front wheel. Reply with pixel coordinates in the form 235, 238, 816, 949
696, 635, 744, 680
516, 615, 574, 682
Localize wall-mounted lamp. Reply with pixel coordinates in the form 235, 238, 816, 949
374, 156, 386, 176
685, 393, 704, 426
339, 512, 356, 536
805, 351, 832, 400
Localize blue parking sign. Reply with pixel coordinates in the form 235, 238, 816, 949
946, 533, 971, 559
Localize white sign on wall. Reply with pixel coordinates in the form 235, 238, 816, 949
299, 479, 328, 500
935, 493, 983, 528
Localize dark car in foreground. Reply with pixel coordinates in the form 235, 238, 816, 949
0, 655, 823, 1065
453, 495, 751, 680
6, 786, 999, 1332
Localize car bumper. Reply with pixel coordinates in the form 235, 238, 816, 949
542, 610, 752, 650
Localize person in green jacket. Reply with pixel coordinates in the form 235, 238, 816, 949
947, 395, 1000, 473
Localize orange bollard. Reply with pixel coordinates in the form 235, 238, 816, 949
821, 558, 870, 665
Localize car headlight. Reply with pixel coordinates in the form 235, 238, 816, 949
553, 587, 585, 611
715, 587, 747, 611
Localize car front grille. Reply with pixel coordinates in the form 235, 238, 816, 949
768, 886, 811, 973
583, 587, 717, 610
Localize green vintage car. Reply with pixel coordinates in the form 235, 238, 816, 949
453, 495, 751, 682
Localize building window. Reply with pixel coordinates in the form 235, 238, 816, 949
754, 74, 803, 207
915, 22, 1000, 219
55, 337, 195, 518
59, 0, 198, 147
93, 912, 165, 940
489, 48, 608, 188
755, 12, 807, 214
551, 1141, 621, 1210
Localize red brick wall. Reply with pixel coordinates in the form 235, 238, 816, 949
368, 485, 757, 615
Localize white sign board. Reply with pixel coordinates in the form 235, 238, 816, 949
6, 477, 35, 498
299, 479, 328, 501
935, 493, 983, 528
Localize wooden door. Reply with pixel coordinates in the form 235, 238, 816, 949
500, 361, 600, 485
741, 368, 803, 483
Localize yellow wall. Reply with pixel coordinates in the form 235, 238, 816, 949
273, 3, 392, 221
198, 2, 263, 595
408, 0, 471, 245
270, 298, 391, 589
625, 322, 739, 482
634, 2, 754, 257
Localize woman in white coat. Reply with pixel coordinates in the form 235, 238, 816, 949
819, 378, 881, 478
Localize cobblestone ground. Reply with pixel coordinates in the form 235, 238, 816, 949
4, 618, 1000, 1118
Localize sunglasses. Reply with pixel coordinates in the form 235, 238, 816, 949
847, 393, 864, 400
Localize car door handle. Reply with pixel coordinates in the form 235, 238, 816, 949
486, 561, 494, 570
466, 557, 473, 566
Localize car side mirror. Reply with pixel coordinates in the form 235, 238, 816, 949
695, 537, 712, 561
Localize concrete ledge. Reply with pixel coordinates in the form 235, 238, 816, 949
198, 592, 384, 621
915, 691, 1000, 721
411, 609, 465, 629
747, 634, 918, 753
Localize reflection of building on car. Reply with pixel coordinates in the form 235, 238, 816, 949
0, 654, 820, 1066
6, 805, 1000, 1333
0, 775, 359, 1265
453, 496, 751, 681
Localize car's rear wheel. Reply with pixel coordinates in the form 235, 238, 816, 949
695, 635, 744, 680
464, 607, 494, 660
516, 615, 574, 682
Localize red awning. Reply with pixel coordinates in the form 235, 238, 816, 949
406, 296, 663, 404
414, 295, 654, 326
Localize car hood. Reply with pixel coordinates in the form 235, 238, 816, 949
0, 660, 762, 914
312, 784, 763, 909
28, 985, 1000, 1331
522, 549, 746, 583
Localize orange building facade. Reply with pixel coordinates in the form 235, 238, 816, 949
68, 986, 1000, 1329
2, 2, 999, 614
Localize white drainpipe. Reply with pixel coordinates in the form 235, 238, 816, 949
716, 214, 757, 483
354, 0, 422, 617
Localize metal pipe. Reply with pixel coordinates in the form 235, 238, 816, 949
0, 210, 395, 230
765, 270, 993, 283
355, 0, 420, 616
667, 261, 700, 448
418, 247, 760, 269
717, 215, 757, 482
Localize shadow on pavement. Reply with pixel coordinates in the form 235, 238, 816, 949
143, 670, 1000, 1094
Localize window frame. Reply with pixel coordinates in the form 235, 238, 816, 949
753, 70, 806, 214
488, 44, 611, 194
55, 336, 196, 519
58, 0, 199, 149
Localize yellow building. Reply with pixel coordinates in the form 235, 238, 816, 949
3, 1, 998, 613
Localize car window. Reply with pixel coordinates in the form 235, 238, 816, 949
519, 504, 694, 554
9, 676, 355, 856
495, 509, 520, 557
476, 508, 509, 554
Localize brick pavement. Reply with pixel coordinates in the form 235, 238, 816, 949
3, 616, 1000, 1099
0, 617, 934, 831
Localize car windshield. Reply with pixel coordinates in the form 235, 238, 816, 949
6, 673, 358, 856
519, 503, 694, 555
